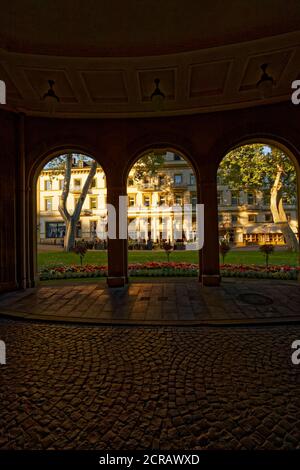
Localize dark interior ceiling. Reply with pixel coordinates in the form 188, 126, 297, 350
1, 0, 300, 57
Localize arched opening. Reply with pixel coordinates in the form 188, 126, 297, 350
217, 142, 299, 279
126, 149, 200, 278
36, 152, 108, 282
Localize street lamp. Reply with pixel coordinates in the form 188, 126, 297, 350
42, 80, 60, 113
151, 78, 165, 111
256, 64, 275, 98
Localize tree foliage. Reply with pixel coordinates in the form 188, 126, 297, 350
218, 144, 297, 204
42, 153, 98, 251
218, 143, 298, 251
130, 151, 165, 182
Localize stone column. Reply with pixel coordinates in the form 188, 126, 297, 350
106, 174, 128, 287
26, 182, 37, 288
0, 111, 17, 292
200, 172, 220, 286
16, 113, 27, 289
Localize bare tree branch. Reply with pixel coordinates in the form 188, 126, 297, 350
58, 154, 72, 223
73, 160, 97, 221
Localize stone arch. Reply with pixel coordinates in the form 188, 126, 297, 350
27, 145, 108, 286
124, 143, 202, 280
216, 134, 300, 274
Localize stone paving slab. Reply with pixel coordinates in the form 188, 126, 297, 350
0, 319, 300, 449
0, 279, 299, 325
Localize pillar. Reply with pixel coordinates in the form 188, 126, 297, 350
200, 171, 220, 286
16, 113, 27, 289
0, 111, 17, 292
106, 173, 128, 287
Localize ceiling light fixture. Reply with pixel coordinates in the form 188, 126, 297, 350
42, 80, 60, 113
151, 78, 165, 111
256, 64, 275, 98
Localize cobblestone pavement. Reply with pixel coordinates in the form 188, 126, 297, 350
1, 319, 300, 449
0, 279, 299, 324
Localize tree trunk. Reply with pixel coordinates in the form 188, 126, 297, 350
58, 155, 97, 252
64, 218, 76, 252
270, 168, 299, 251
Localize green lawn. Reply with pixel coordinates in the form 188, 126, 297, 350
38, 249, 299, 268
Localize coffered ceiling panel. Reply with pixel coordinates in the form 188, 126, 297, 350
188, 60, 231, 98
138, 69, 176, 102
24, 68, 77, 103
81, 70, 128, 103
239, 50, 293, 92
0, 63, 22, 99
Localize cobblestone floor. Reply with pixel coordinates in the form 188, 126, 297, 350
0, 279, 299, 324
0, 319, 300, 450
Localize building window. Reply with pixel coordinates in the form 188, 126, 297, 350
248, 214, 256, 222
76, 222, 82, 238
74, 178, 81, 190
190, 174, 195, 185
44, 180, 52, 191
144, 195, 150, 207
174, 154, 182, 161
265, 213, 272, 222
175, 194, 182, 205
44, 198, 52, 211
90, 221, 97, 236
174, 174, 183, 185
91, 178, 97, 188
90, 197, 97, 209
59, 179, 64, 190
46, 222, 65, 238
217, 191, 224, 205
128, 196, 135, 207
128, 177, 134, 186
247, 192, 255, 205
231, 214, 238, 223
159, 195, 166, 205
231, 191, 239, 206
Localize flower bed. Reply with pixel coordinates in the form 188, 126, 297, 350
39, 262, 300, 280
40, 264, 107, 280
221, 264, 299, 280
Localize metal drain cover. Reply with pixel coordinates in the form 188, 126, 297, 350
238, 293, 273, 306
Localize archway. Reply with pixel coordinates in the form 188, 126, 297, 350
126, 149, 200, 279
217, 141, 299, 279
35, 152, 108, 283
